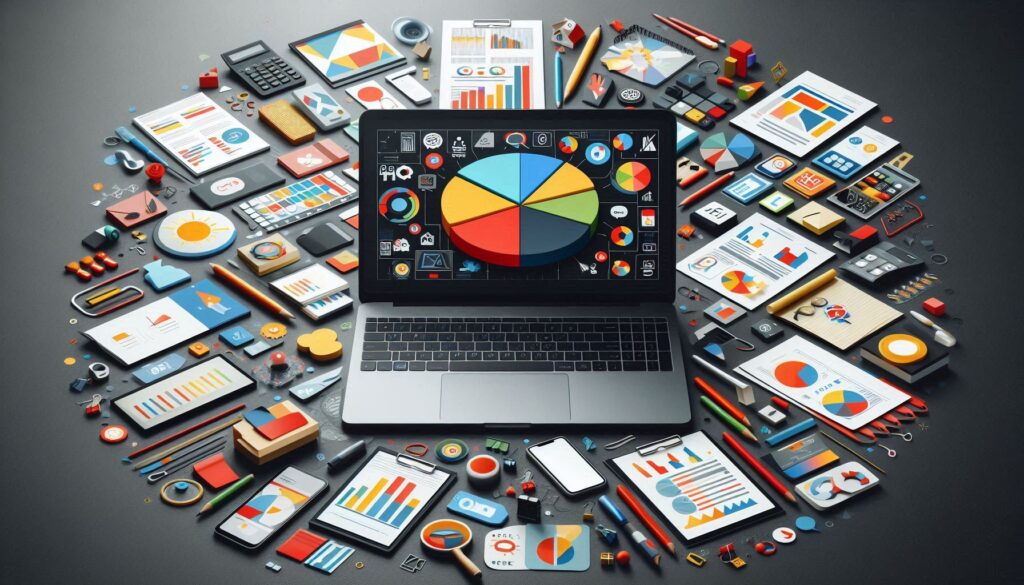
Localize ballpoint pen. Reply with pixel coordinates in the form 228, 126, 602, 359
115, 126, 194, 184
554, 51, 564, 108
599, 495, 662, 566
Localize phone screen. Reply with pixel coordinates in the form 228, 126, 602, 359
529, 438, 605, 494
217, 467, 326, 548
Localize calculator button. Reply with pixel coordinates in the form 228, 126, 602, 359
881, 263, 897, 272
864, 254, 878, 261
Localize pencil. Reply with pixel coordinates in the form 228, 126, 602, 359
125, 403, 246, 460
554, 51, 563, 108
721, 431, 797, 503
700, 395, 757, 443
209, 263, 295, 320
131, 416, 242, 470
598, 495, 661, 566
668, 15, 725, 44
679, 171, 734, 207
616, 485, 676, 556
197, 474, 255, 516
652, 14, 717, 50
694, 376, 752, 426
819, 430, 887, 475
562, 26, 602, 103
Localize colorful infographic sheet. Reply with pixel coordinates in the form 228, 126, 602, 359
133, 93, 269, 176
730, 71, 876, 157
676, 213, 833, 309
735, 335, 909, 429
83, 280, 249, 366
607, 432, 777, 542
440, 20, 545, 109
485, 525, 590, 571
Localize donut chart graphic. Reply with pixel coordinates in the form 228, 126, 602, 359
821, 390, 870, 417
378, 187, 420, 223
721, 270, 763, 295
558, 136, 578, 154
440, 153, 599, 267
774, 360, 819, 387
534, 525, 583, 567
612, 133, 633, 151
610, 226, 634, 246
613, 161, 652, 193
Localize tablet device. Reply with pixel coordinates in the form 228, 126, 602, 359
310, 448, 455, 552
112, 354, 255, 432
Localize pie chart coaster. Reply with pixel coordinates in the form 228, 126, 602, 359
878, 333, 928, 364
155, 210, 236, 258
821, 390, 869, 417
700, 132, 760, 173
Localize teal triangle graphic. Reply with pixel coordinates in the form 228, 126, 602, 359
519, 153, 564, 202
458, 153, 520, 203
304, 30, 342, 60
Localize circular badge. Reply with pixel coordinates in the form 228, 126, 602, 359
252, 241, 285, 260
393, 262, 411, 278
558, 136, 579, 154
878, 333, 928, 364
585, 142, 611, 165
425, 152, 444, 170
155, 210, 236, 258
423, 132, 444, 149
772, 526, 797, 544
210, 176, 245, 197
100, 425, 128, 444
435, 439, 469, 463
466, 454, 500, 484
617, 87, 645, 106
221, 127, 250, 144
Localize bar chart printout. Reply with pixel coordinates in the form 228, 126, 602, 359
441, 20, 545, 110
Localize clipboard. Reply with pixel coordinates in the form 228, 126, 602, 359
310, 448, 455, 553
605, 432, 781, 544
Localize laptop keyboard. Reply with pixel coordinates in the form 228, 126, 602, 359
359, 317, 672, 373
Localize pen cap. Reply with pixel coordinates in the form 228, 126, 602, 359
328, 440, 367, 471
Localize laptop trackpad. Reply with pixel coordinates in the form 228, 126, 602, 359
440, 374, 570, 424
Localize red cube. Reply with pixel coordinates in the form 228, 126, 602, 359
729, 40, 753, 78
922, 297, 946, 317
199, 67, 219, 89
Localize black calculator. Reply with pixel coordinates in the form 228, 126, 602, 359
221, 41, 305, 97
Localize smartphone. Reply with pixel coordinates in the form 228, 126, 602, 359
527, 437, 606, 496
215, 466, 327, 549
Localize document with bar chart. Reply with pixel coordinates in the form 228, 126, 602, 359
313, 449, 454, 550
440, 20, 545, 109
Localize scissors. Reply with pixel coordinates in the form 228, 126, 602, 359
289, 367, 344, 401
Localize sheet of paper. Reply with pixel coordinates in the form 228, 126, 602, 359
610, 432, 777, 541
730, 71, 876, 158
734, 335, 910, 430
133, 93, 269, 176
776, 276, 902, 350
677, 213, 834, 310
440, 20, 545, 109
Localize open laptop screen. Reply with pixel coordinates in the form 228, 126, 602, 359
359, 111, 676, 303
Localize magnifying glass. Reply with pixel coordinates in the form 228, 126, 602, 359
419, 518, 482, 579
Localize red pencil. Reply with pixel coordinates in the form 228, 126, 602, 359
721, 432, 797, 503
668, 16, 725, 44
125, 403, 246, 459
616, 485, 676, 556
694, 376, 752, 426
679, 171, 734, 207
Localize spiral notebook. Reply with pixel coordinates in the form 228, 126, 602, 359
600, 25, 695, 86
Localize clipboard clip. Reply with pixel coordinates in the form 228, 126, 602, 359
636, 434, 683, 457
396, 453, 437, 474
472, 19, 512, 28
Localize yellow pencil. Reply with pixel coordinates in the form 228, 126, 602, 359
562, 26, 602, 104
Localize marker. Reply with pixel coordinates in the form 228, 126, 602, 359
327, 440, 367, 471
765, 417, 818, 447
554, 51, 564, 108
700, 395, 757, 443
679, 171, 734, 207
599, 495, 661, 566
722, 432, 797, 504
616, 485, 676, 556
196, 474, 255, 516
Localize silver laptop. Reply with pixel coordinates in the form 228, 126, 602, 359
343, 110, 690, 427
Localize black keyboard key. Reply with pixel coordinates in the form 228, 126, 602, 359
451, 351, 466, 361
531, 351, 546, 361
393, 361, 409, 371
646, 361, 659, 371
515, 351, 531, 360
416, 352, 433, 361
575, 362, 591, 371
499, 351, 514, 361
483, 352, 498, 360
360, 361, 376, 371
427, 361, 449, 371
432, 352, 449, 360
623, 361, 646, 371
659, 352, 672, 371
398, 352, 415, 361
608, 362, 623, 371
592, 361, 607, 371
365, 332, 385, 341
363, 342, 388, 351
555, 362, 574, 371
467, 351, 482, 360
410, 361, 426, 371
451, 361, 554, 372
377, 362, 393, 371
362, 351, 392, 361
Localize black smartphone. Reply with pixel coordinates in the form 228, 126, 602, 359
215, 466, 327, 549
527, 436, 607, 496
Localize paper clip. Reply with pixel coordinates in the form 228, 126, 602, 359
891, 431, 913, 442
603, 434, 637, 450
71, 267, 143, 317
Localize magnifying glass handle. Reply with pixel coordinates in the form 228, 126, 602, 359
452, 548, 482, 579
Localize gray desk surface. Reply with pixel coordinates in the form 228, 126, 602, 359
1, 1, 1021, 584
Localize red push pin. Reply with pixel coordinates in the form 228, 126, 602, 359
270, 351, 288, 370
146, 162, 165, 184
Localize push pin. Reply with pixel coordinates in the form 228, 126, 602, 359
519, 471, 536, 494
80, 393, 103, 416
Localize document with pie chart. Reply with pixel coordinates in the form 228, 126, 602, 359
484, 524, 590, 571
677, 213, 833, 309
735, 335, 909, 430
441, 152, 598, 268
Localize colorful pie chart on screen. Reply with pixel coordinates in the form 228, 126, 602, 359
700, 132, 759, 173
613, 161, 652, 193
721, 270, 764, 296
612, 133, 633, 151
821, 390, 870, 417
441, 153, 598, 267
610, 226, 634, 246
558, 136, 578, 154
379, 187, 421, 223
774, 360, 819, 388
611, 260, 631, 277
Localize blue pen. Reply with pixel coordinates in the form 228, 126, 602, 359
554, 52, 563, 108
765, 417, 818, 446
115, 126, 194, 184
598, 495, 661, 566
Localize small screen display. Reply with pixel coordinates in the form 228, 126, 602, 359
227, 43, 267, 63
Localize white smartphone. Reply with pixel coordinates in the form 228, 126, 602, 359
215, 466, 327, 549
527, 436, 606, 496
